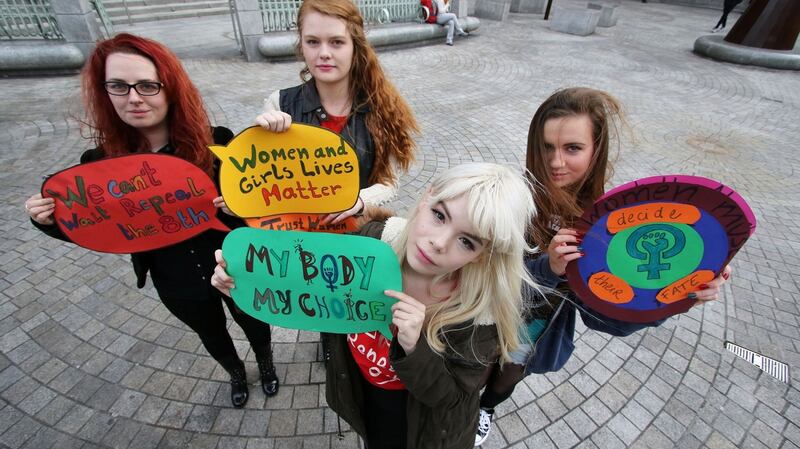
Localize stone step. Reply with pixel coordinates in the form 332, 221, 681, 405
103, 0, 226, 8
105, 0, 228, 17
106, 2, 230, 25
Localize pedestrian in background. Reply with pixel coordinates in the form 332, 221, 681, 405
434, 0, 469, 46
712, 0, 745, 33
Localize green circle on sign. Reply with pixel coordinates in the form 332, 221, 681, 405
607, 222, 703, 289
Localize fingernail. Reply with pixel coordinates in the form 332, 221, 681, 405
698, 284, 709, 289
577, 245, 584, 252
687, 292, 697, 299
580, 252, 585, 257
722, 272, 730, 280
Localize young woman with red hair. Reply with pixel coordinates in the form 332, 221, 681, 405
256, 0, 419, 225
23, 33, 277, 408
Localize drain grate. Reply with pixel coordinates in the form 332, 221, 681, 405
725, 342, 790, 383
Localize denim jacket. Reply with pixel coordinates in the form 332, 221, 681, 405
524, 254, 663, 375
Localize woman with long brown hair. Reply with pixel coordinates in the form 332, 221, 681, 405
23, 33, 277, 408
474, 88, 732, 445
255, 0, 419, 224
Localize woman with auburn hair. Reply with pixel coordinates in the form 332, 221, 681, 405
213, 162, 540, 449
23, 33, 277, 408
79, 33, 215, 174
256, 0, 419, 224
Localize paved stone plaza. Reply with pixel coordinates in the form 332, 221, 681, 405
1, 1, 799, 448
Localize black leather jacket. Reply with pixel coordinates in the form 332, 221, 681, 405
279, 81, 375, 189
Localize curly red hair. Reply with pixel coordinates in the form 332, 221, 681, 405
81, 33, 214, 174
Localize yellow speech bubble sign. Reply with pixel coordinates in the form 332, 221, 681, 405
210, 124, 360, 218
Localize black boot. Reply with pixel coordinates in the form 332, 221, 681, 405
256, 350, 279, 397
229, 366, 249, 407
221, 357, 249, 408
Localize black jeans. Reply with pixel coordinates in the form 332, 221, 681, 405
715, 0, 744, 28
159, 292, 272, 370
361, 378, 408, 449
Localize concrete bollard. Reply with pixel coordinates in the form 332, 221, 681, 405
549, 9, 600, 36
0, 43, 85, 74
587, 2, 618, 27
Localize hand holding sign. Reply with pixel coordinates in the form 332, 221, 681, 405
41, 154, 228, 254
211, 125, 360, 218
566, 175, 755, 323
222, 228, 402, 338
386, 290, 426, 354
25, 193, 56, 225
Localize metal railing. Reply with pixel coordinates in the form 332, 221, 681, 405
358, 0, 419, 25
259, 0, 301, 32
258, 0, 421, 33
0, 0, 62, 39
90, 0, 114, 38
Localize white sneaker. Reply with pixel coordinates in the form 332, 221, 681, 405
474, 408, 494, 446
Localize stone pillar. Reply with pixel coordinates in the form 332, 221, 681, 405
50, 0, 103, 56
232, 0, 268, 61
451, 0, 469, 18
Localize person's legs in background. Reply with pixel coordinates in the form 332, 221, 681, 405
436, 12, 467, 45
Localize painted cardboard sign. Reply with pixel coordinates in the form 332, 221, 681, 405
41, 154, 228, 254
245, 213, 358, 234
210, 124, 360, 218
223, 228, 402, 338
566, 175, 756, 323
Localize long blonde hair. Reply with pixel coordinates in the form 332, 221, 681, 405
392, 163, 538, 364
296, 0, 418, 186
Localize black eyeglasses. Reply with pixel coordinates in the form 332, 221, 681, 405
103, 81, 163, 96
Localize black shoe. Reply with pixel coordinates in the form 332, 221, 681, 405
229, 367, 249, 408
475, 407, 494, 445
257, 352, 279, 397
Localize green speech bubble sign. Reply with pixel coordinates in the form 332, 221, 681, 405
223, 228, 402, 338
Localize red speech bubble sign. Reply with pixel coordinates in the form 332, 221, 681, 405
41, 154, 228, 254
